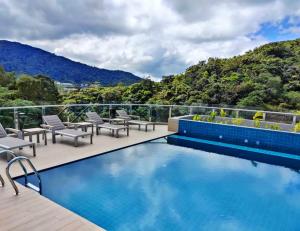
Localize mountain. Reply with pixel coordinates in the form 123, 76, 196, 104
0, 40, 141, 86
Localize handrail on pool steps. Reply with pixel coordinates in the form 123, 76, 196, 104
6, 155, 42, 195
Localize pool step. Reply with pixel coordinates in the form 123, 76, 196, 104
168, 135, 300, 169
26, 183, 40, 193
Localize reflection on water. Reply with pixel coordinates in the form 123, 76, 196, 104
19, 140, 300, 231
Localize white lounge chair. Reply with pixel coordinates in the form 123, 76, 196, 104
42, 115, 93, 147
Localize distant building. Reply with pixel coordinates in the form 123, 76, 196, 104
55, 82, 78, 92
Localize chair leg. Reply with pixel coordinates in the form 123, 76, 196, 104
127, 127, 129, 136
0, 174, 4, 187
32, 144, 36, 157
44, 132, 47, 145
74, 137, 78, 147
90, 135, 93, 144
52, 133, 56, 143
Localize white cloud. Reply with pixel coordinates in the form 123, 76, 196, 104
0, 0, 300, 79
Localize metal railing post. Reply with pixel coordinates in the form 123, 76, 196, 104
109, 104, 112, 118
13, 108, 19, 130
262, 112, 266, 121
236, 110, 239, 118
149, 105, 152, 122
42, 106, 45, 116
169, 106, 172, 118
189, 106, 193, 115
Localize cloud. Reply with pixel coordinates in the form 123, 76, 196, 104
0, 0, 300, 79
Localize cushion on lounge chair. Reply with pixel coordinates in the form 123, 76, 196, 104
116, 110, 140, 120
42, 115, 66, 130
55, 129, 92, 137
86, 112, 104, 124
0, 123, 8, 138
116, 110, 129, 118
0, 137, 33, 149
128, 120, 155, 125
98, 123, 127, 130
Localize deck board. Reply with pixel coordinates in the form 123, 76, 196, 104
0, 125, 171, 231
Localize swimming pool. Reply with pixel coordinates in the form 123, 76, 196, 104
17, 138, 300, 231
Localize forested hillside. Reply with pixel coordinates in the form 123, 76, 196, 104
1, 38, 300, 111
153, 38, 300, 110
64, 38, 300, 111
0, 40, 141, 86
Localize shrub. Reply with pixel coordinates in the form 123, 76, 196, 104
220, 108, 227, 117
207, 111, 217, 122
232, 117, 245, 126
254, 119, 261, 128
294, 122, 300, 132
192, 114, 200, 121
253, 111, 264, 120
265, 123, 281, 130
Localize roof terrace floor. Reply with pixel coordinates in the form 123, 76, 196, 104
0, 125, 172, 231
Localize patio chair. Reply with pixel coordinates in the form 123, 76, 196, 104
0, 123, 36, 156
116, 109, 155, 132
42, 115, 93, 147
116, 109, 140, 121
86, 112, 129, 137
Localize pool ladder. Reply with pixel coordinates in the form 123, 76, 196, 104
1, 150, 42, 195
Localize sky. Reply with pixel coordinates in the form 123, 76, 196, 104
0, 0, 300, 80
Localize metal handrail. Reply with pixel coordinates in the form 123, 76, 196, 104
0, 103, 297, 115
0, 150, 16, 187
6, 156, 42, 195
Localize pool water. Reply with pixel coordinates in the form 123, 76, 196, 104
17, 139, 300, 231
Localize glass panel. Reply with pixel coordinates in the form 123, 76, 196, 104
151, 106, 169, 123
191, 107, 212, 116
0, 109, 15, 128
171, 106, 189, 117
266, 113, 293, 124
131, 105, 149, 121
18, 107, 43, 129
44, 105, 69, 122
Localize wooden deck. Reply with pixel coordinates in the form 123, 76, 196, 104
0, 125, 172, 231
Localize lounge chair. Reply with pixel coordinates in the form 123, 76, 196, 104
0, 123, 36, 156
116, 109, 155, 132
116, 109, 140, 121
86, 112, 129, 137
42, 115, 93, 147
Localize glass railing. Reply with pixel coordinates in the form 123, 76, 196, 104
0, 103, 298, 130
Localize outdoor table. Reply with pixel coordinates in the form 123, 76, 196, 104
128, 120, 155, 132
109, 118, 127, 126
23, 128, 48, 145
67, 122, 94, 135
